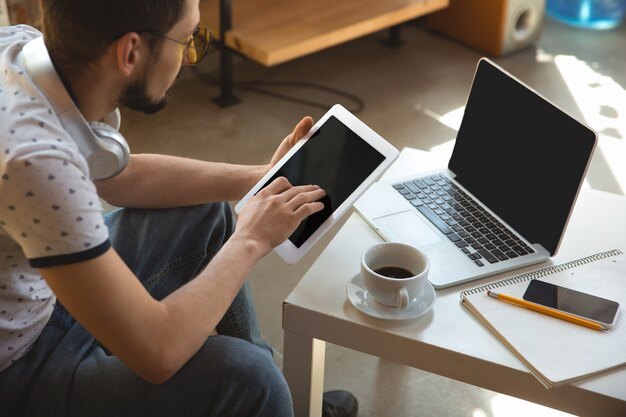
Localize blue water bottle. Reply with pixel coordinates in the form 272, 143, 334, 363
546, 0, 626, 29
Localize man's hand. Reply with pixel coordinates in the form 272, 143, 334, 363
233, 176, 325, 258
262, 116, 314, 178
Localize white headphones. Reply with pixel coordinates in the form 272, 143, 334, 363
19, 36, 130, 180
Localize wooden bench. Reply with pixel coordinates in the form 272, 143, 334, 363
199, 0, 449, 105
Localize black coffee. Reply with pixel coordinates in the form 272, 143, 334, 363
374, 266, 414, 279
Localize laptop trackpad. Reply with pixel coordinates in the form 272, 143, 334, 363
373, 211, 443, 248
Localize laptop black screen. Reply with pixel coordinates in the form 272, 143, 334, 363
448, 59, 596, 255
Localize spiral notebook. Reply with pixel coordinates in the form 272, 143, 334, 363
460, 249, 626, 388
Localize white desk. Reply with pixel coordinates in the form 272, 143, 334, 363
282, 148, 626, 417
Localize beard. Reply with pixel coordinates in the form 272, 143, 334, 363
118, 72, 169, 115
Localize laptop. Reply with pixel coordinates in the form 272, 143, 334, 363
354, 58, 597, 289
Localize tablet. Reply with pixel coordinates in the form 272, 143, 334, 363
235, 104, 399, 264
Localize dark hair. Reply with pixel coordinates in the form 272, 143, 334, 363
40, 0, 187, 76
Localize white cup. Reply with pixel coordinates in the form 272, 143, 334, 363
361, 242, 430, 309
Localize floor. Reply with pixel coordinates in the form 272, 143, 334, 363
118, 15, 626, 417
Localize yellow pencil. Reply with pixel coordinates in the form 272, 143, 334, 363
487, 290, 607, 332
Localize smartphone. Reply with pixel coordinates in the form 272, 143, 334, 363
523, 279, 620, 328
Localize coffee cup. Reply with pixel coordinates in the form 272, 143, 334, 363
360, 242, 430, 309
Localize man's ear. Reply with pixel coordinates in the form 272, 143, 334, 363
115, 32, 143, 77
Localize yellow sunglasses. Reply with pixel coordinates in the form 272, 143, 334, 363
141, 26, 213, 65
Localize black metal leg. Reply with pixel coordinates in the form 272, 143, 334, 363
213, 45, 240, 107
382, 24, 405, 48
213, 0, 240, 107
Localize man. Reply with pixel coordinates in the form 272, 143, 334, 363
0, 0, 358, 416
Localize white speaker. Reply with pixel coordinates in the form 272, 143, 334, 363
428, 0, 546, 56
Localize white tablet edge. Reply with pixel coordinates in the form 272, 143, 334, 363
234, 104, 399, 263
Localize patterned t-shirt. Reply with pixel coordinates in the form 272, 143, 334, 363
0, 26, 111, 371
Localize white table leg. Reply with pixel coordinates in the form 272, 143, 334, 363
283, 330, 326, 417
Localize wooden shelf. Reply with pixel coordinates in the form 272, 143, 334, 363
200, 0, 448, 67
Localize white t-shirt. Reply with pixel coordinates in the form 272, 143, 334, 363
0, 26, 111, 371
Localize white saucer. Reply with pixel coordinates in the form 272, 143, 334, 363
346, 273, 436, 320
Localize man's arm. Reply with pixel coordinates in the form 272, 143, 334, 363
95, 117, 314, 208
41, 178, 325, 384
95, 154, 265, 208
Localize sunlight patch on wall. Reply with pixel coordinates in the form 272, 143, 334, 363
416, 104, 465, 132
488, 393, 576, 417
415, 105, 464, 165
553, 54, 626, 193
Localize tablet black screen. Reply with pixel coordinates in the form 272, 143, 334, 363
259, 116, 385, 247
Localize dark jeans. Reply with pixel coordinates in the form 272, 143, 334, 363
0, 202, 293, 417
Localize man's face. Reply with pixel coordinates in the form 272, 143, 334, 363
118, 0, 200, 114
118, 64, 170, 114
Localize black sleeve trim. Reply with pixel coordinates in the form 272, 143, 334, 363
29, 239, 111, 268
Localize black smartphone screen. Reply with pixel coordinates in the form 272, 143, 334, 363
523, 279, 619, 324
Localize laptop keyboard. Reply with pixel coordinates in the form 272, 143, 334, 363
393, 174, 534, 267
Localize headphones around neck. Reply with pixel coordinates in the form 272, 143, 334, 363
19, 36, 130, 180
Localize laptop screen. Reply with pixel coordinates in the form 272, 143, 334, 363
448, 59, 596, 255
